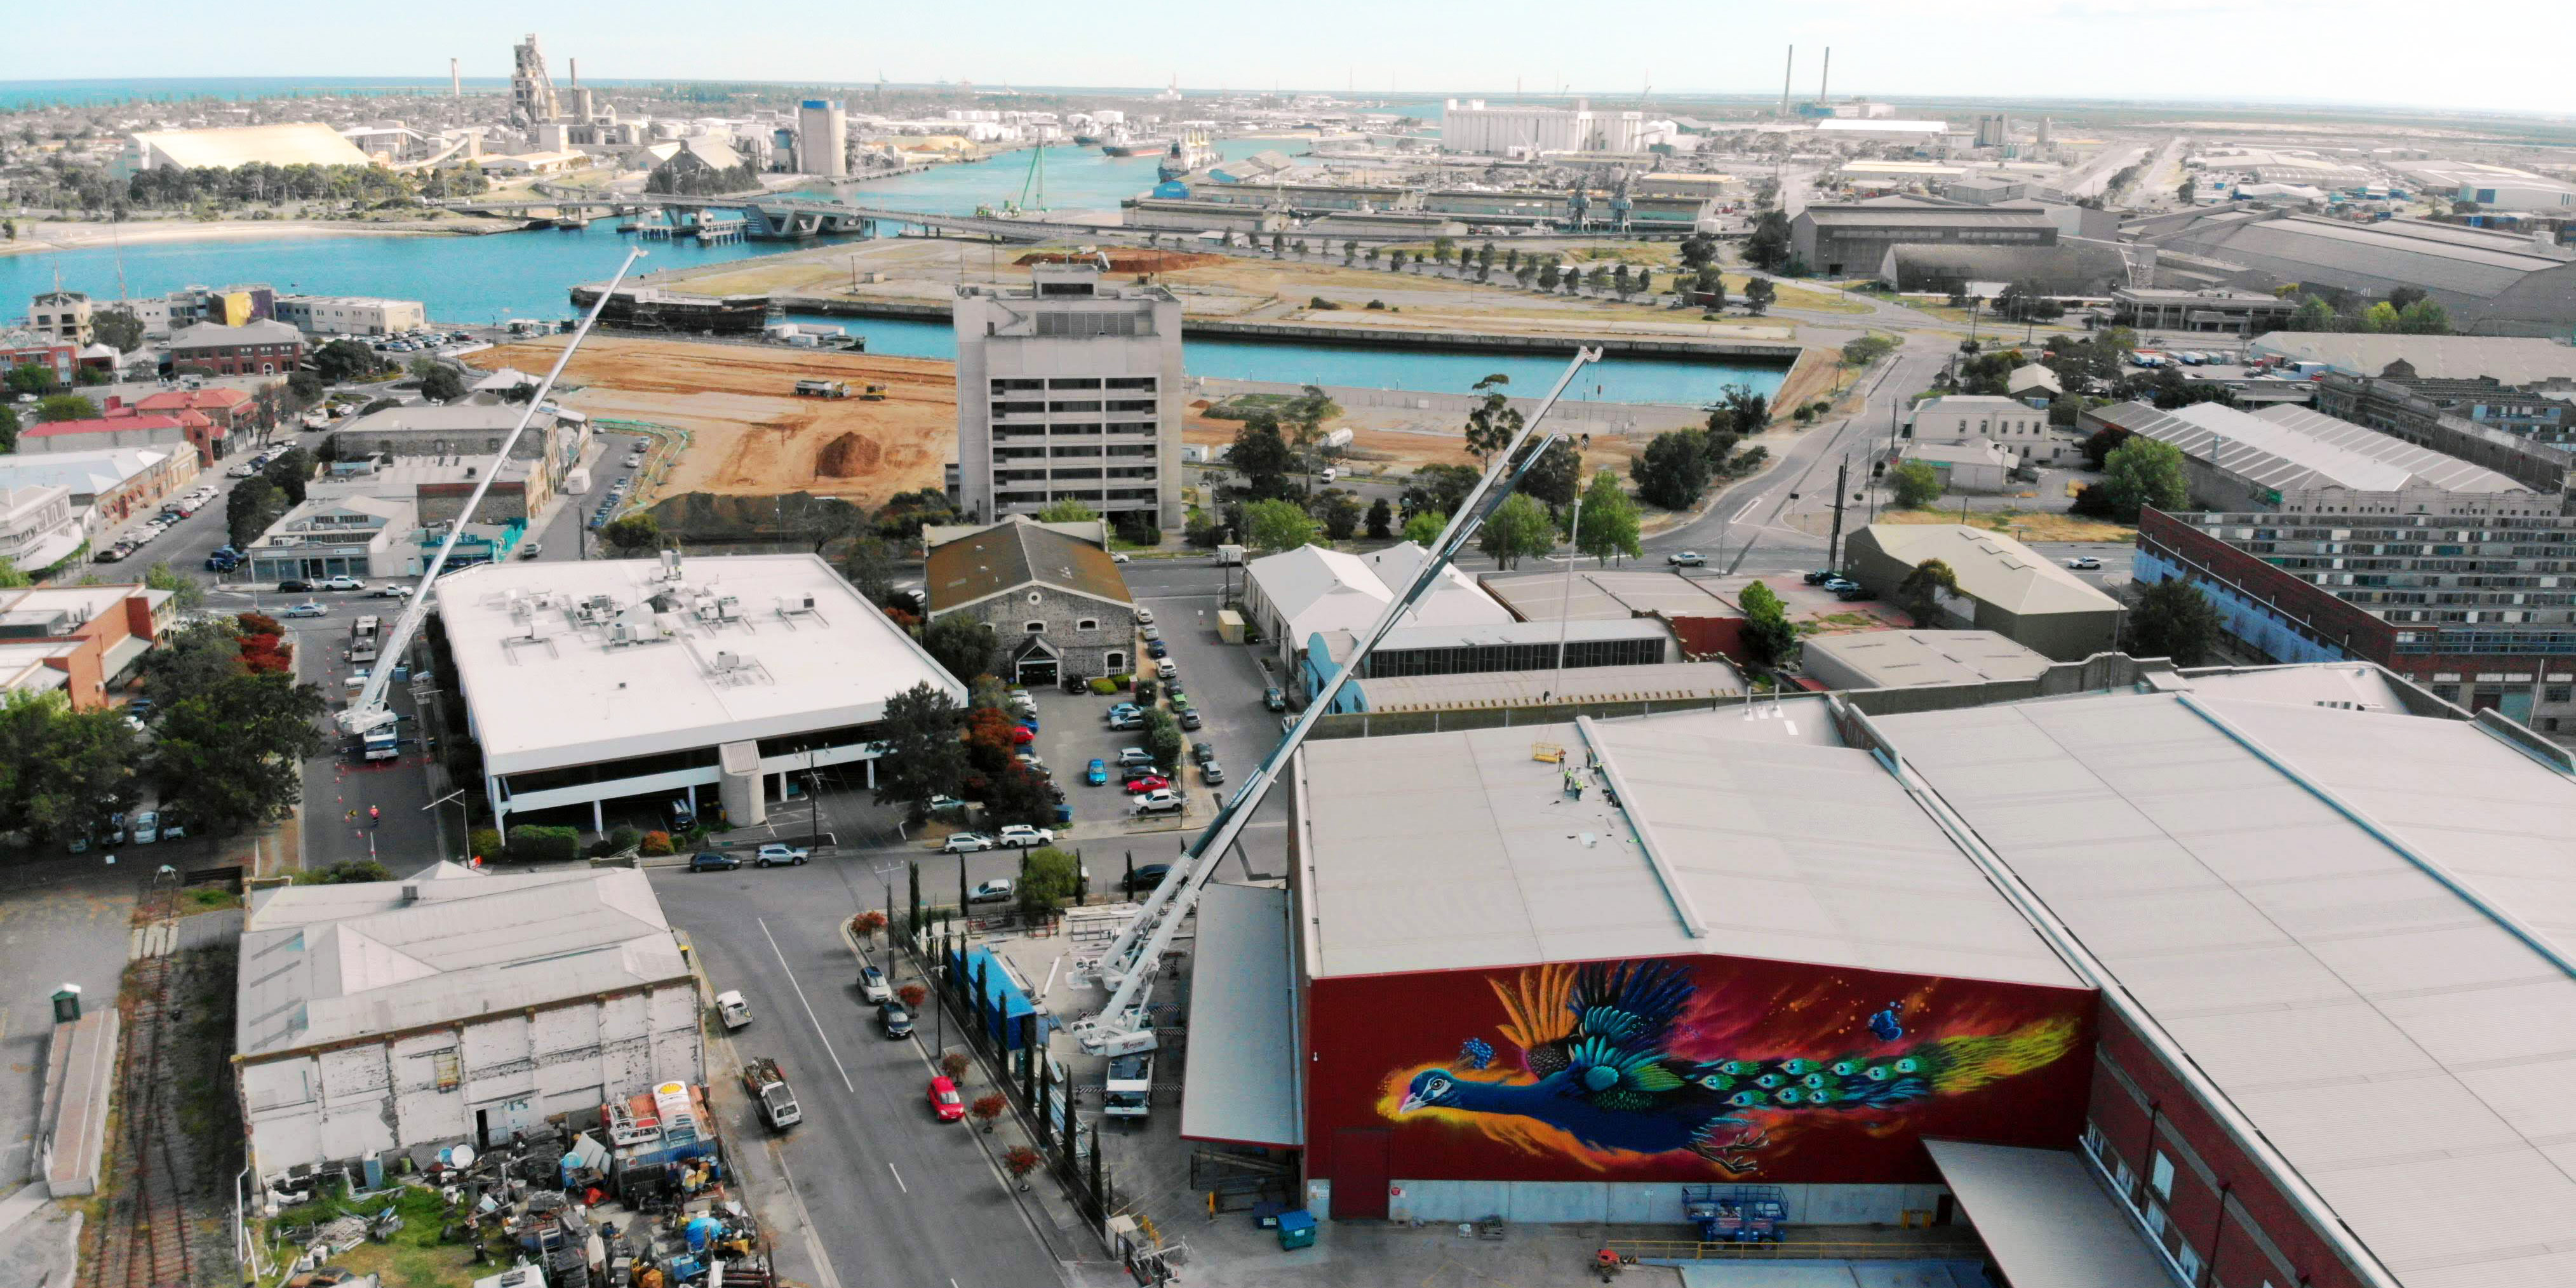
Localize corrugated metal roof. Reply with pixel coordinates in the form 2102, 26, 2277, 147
2165, 213, 2568, 299
2093, 400, 2533, 496
1295, 704, 2081, 988
1351, 661, 1743, 711
1179, 883, 1303, 1147
1849, 525, 2123, 617
1802, 629, 2053, 689
2246, 333, 2576, 384
1922, 1141, 2174, 1288
1875, 690, 2576, 1288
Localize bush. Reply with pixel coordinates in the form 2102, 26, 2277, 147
1364, 299, 1388, 310
1308, 295, 1341, 310
939, 1052, 971, 1082
467, 828, 503, 861
640, 830, 674, 856
1089, 676, 1119, 695
507, 824, 582, 864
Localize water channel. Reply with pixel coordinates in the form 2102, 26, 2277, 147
0, 139, 1785, 404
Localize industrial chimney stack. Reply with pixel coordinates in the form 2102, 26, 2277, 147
449, 58, 460, 98
1820, 48, 1831, 104
1780, 46, 1794, 117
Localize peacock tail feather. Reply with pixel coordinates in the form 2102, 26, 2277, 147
1918, 1014, 2079, 1095
1675, 1015, 2080, 1113
1492, 963, 1581, 1058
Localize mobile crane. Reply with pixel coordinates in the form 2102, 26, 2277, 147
1069, 346, 1602, 1056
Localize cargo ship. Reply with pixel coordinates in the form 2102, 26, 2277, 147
1155, 128, 1218, 182
568, 285, 770, 336
1102, 135, 1173, 158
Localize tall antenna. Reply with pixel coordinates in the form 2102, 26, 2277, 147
1781, 46, 1794, 117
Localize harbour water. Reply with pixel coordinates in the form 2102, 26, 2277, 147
0, 138, 1784, 403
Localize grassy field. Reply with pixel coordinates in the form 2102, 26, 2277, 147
272, 1181, 483, 1288
1879, 506, 2137, 543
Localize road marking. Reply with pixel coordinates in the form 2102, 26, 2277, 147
759, 918, 855, 1093
888, 1161, 908, 1193
1730, 495, 1766, 524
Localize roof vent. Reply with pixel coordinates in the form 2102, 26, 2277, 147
399, 883, 420, 904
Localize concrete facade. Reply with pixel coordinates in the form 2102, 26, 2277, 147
952, 262, 1184, 529
1439, 99, 1647, 156
273, 295, 429, 337
1791, 205, 2056, 278
1907, 394, 2077, 466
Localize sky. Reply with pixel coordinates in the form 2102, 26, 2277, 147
18, 0, 2576, 117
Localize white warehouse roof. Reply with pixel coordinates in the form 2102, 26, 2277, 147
439, 553, 963, 777
2099, 401, 2533, 496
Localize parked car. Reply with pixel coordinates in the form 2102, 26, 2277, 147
1123, 862, 1172, 894
1190, 741, 1217, 765
1009, 726, 1035, 744
1820, 576, 1861, 594
278, 579, 314, 593
1803, 569, 1835, 585
878, 1002, 913, 1038
1136, 608, 1155, 626
518, 541, 544, 560
1264, 686, 1287, 712
1104, 701, 1141, 720
373, 584, 415, 598
1155, 659, 1178, 681
1667, 551, 1707, 568
1117, 748, 1155, 767
1178, 709, 1203, 730
1107, 710, 1145, 731
1146, 640, 1168, 659
1085, 758, 1108, 786
929, 1075, 966, 1121
996, 824, 1054, 849
688, 851, 740, 872
924, 795, 965, 817
1834, 583, 1877, 602
969, 878, 1015, 903
282, 601, 328, 619
1130, 789, 1185, 815
227, 464, 258, 478
857, 967, 892, 1003
2064, 556, 2102, 570
323, 575, 366, 591
1122, 764, 1164, 784
1201, 760, 1225, 785
753, 843, 810, 867
941, 831, 996, 854
1124, 774, 1171, 795
716, 991, 753, 1030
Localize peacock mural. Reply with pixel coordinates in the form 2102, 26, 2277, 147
1369, 957, 2084, 1178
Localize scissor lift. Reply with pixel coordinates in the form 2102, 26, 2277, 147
1682, 1184, 1787, 1244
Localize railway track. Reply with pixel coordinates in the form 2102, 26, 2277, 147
91, 887, 203, 1288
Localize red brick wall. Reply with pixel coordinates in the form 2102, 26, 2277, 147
2134, 508, 2396, 657
2088, 1009, 2375, 1288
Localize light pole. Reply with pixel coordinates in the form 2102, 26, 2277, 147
423, 788, 470, 862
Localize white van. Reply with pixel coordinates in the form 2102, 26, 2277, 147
131, 810, 161, 845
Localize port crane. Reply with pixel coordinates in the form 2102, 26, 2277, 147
334, 248, 648, 748
1069, 346, 1601, 1056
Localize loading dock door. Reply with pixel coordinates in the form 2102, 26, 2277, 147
1330, 1129, 1392, 1220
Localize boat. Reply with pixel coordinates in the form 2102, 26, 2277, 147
1103, 135, 1173, 158
1156, 127, 1218, 182
1072, 133, 1103, 147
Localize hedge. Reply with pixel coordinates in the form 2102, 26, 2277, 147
468, 828, 502, 862
507, 824, 582, 864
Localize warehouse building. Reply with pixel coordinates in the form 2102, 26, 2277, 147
1840, 525, 2123, 661
2111, 286, 2298, 335
1244, 542, 1510, 679
1877, 238, 2133, 297
124, 122, 375, 173
2081, 401, 2551, 517
1790, 205, 2056, 279
1799, 629, 2051, 691
2130, 210, 2576, 337
440, 553, 963, 832
1209, 662, 2576, 1288
2245, 332, 2576, 386
235, 866, 703, 1180
2314, 373, 2576, 476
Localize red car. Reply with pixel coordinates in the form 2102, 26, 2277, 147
1010, 726, 1036, 744
929, 1075, 965, 1122
1123, 774, 1171, 794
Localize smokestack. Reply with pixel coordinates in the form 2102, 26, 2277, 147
1821, 48, 1831, 104
1781, 46, 1794, 117
569, 57, 578, 88
449, 58, 460, 98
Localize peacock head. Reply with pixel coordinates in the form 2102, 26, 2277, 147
1400, 1070, 1462, 1113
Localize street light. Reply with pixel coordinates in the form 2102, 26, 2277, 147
423, 788, 471, 862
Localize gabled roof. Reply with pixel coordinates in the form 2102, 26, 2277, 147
925, 517, 1132, 614
2093, 400, 2533, 496
170, 319, 302, 349
22, 415, 184, 438
1249, 542, 1510, 645
1853, 525, 2122, 617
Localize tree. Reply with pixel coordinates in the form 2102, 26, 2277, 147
1461, 375, 1521, 469
969, 1092, 1008, 1132
873, 681, 969, 813
2102, 437, 2190, 521
1888, 460, 1943, 509
1631, 428, 1713, 510
2288, 297, 2336, 333
1743, 210, 1792, 272
1320, 492, 1363, 540
921, 613, 998, 686
1364, 497, 1393, 540
0, 404, 17, 453
1400, 464, 1479, 520
142, 561, 205, 612
981, 763, 1057, 828
263, 446, 314, 504
1737, 580, 1797, 668
1475, 493, 1555, 570
2078, 424, 2132, 471
2396, 299, 2450, 335
1401, 509, 1447, 544
1510, 436, 1582, 511
1841, 334, 1898, 368
140, 617, 245, 710
151, 670, 326, 834
1741, 278, 1776, 317
36, 393, 99, 422
1537, 263, 1561, 292
2359, 300, 2401, 333
419, 365, 467, 403
311, 339, 379, 382
1574, 471, 1642, 565
0, 691, 142, 843
1142, 706, 1184, 774
225, 476, 282, 549
1016, 846, 1082, 923
1896, 558, 1961, 628
5, 365, 53, 397
599, 514, 667, 556
2126, 577, 2221, 666
0, 557, 26, 588
1227, 415, 1296, 500
1003, 1144, 1043, 1190
92, 307, 144, 353
286, 370, 325, 408
1244, 497, 1318, 551
1036, 498, 1099, 523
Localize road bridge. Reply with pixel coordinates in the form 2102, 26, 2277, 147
442, 193, 1098, 243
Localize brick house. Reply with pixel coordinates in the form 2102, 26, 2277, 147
0, 584, 176, 709
925, 516, 1136, 686
168, 318, 304, 378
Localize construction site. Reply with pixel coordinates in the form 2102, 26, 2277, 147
466, 337, 958, 507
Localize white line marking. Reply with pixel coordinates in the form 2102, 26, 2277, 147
889, 1161, 909, 1193
760, 918, 855, 1093
1730, 497, 1762, 523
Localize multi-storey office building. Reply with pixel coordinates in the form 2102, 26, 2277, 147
951, 261, 1183, 530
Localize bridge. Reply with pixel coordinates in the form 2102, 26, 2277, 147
442, 192, 1103, 244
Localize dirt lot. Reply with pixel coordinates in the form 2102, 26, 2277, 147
466, 337, 957, 506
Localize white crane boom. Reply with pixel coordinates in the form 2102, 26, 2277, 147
335, 248, 647, 737
1071, 347, 1602, 1055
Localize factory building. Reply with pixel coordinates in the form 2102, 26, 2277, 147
2110, 286, 2298, 335
2130, 210, 2576, 337
952, 260, 1183, 530
796, 100, 848, 178
235, 865, 704, 1181
123, 123, 373, 173
1840, 525, 2123, 661
1790, 206, 2056, 279
2081, 401, 2551, 518
1188, 661, 2576, 1288
439, 553, 963, 832
1439, 99, 1649, 156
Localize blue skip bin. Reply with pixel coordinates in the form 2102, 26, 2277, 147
1276, 1209, 1316, 1251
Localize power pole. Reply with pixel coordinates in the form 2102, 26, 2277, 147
1825, 455, 1851, 573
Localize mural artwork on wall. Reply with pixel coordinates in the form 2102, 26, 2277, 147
1378, 958, 2081, 1177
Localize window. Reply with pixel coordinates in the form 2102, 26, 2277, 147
2149, 1151, 2175, 1201
431, 1048, 461, 1090
1076, 619, 1099, 631
1027, 591, 1043, 605
1025, 621, 1046, 633
1104, 650, 1125, 671
2176, 1244, 2203, 1281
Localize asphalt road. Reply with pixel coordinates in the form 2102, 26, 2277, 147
650, 864, 1071, 1288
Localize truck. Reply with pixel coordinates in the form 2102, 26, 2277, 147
1103, 1054, 1153, 1119
360, 726, 399, 762
793, 379, 850, 399
741, 1056, 802, 1129
1215, 544, 1247, 566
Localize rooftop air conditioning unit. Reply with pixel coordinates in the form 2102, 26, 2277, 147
713, 650, 737, 671
715, 595, 741, 619
779, 591, 819, 614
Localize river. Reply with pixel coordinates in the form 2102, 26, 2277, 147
0, 138, 1784, 405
